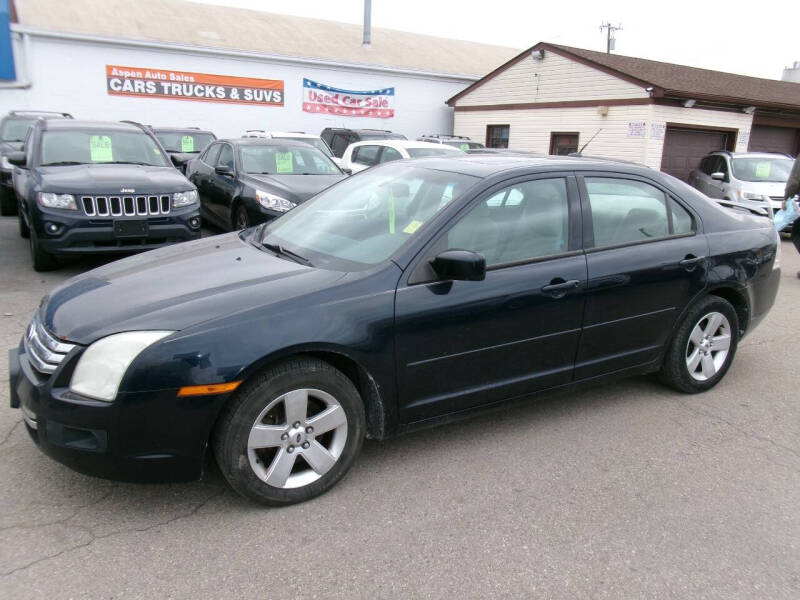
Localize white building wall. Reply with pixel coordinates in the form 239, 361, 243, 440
0, 34, 469, 139
456, 51, 648, 107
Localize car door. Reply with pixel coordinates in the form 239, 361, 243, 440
192, 143, 221, 220
207, 143, 237, 227
574, 173, 707, 380
689, 156, 711, 194
705, 156, 729, 199
394, 174, 587, 423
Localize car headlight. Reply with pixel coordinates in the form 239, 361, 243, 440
70, 331, 174, 401
1, 155, 11, 170
255, 189, 296, 212
739, 190, 766, 201
172, 190, 198, 208
37, 192, 77, 210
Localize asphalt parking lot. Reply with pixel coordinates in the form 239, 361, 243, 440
0, 215, 798, 599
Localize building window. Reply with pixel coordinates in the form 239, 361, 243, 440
486, 125, 509, 148
550, 133, 579, 155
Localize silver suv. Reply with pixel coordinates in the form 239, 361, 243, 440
416, 134, 485, 150
688, 151, 794, 212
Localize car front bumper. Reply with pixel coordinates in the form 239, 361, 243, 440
8, 340, 228, 483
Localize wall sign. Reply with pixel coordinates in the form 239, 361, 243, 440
302, 78, 394, 118
649, 122, 666, 140
106, 65, 284, 106
627, 121, 646, 138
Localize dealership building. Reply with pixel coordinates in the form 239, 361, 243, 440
0, 0, 517, 139
449, 42, 800, 180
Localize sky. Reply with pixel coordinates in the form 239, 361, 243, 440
192, 0, 798, 81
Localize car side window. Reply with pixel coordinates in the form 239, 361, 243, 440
204, 143, 221, 165
217, 144, 234, 170
443, 178, 569, 267
586, 177, 692, 247
352, 145, 380, 167
380, 146, 403, 163
700, 156, 713, 175
330, 134, 349, 157
716, 156, 729, 176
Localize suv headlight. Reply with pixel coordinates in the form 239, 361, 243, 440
172, 190, 198, 208
37, 192, 77, 210
256, 189, 296, 212
739, 190, 766, 201
70, 331, 174, 401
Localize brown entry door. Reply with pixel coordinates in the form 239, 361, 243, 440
661, 127, 729, 182
748, 125, 800, 155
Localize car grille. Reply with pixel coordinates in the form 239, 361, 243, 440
23, 314, 76, 376
80, 195, 171, 217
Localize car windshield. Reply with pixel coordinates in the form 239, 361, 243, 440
1, 118, 36, 142
155, 132, 215, 153
275, 137, 334, 157
40, 130, 171, 166
259, 163, 477, 269
406, 147, 463, 158
731, 157, 794, 183
443, 140, 484, 150
240, 145, 340, 175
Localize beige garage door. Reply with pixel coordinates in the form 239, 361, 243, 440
660, 127, 729, 182
748, 125, 799, 156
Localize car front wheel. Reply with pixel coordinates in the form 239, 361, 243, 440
214, 357, 365, 506
30, 228, 58, 271
660, 296, 739, 393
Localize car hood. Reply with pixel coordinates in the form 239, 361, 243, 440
41, 232, 347, 344
242, 173, 345, 203
740, 181, 787, 198
38, 164, 193, 195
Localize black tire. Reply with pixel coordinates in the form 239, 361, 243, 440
0, 187, 16, 216
659, 296, 739, 393
18, 211, 30, 239
29, 228, 58, 271
233, 205, 249, 231
214, 357, 365, 506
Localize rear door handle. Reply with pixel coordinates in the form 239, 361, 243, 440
541, 279, 580, 295
679, 255, 706, 270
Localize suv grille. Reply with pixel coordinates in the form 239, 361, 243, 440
80, 195, 171, 217
24, 314, 76, 376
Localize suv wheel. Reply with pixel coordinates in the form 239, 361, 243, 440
214, 357, 365, 506
29, 228, 58, 271
659, 296, 739, 393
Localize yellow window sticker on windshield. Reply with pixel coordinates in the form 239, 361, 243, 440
755, 162, 771, 178
90, 135, 113, 162
181, 136, 194, 153
460, 143, 470, 151
403, 220, 423, 234
275, 152, 293, 173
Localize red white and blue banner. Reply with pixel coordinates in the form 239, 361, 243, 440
302, 78, 395, 118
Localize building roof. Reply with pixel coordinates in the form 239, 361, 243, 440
12, 0, 520, 78
448, 42, 800, 111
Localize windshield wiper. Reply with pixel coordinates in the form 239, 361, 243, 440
41, 161, 87, 166
256, 240, 312, 266
103, 161, 154, 166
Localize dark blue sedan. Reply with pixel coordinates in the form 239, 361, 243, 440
9, 155, 780, 505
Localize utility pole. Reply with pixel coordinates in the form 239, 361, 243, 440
599, 22, 622, 54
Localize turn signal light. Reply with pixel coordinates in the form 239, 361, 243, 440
177, 381, 242, 397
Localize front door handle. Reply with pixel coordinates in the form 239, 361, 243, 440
679, 255, 706, 270
541, 279, 580, 296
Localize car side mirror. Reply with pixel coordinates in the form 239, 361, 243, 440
342, 168, 352, 175
215, 165, 234, 176
6, 151, 26, 167
710, 171, 726, 181
431, 249, 486, 282
170, 153, 189, 167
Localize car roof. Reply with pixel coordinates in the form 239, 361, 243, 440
39, 119, 150, 133
221, 137, 318, 148
350, 139, 462, 151
265, 132, 318, 138
324, 128, 397, 134
152, 127, 215, 135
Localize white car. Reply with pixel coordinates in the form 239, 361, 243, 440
342, 140, 464, 173
243, 130, 342, 168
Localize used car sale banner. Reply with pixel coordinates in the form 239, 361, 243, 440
106, 65, 284, 106
302, 78, 394, 118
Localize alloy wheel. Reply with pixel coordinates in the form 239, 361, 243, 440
685, 311, 732, 381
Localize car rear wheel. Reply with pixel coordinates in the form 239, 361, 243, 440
29, 228, 58, 271
0, 188, 16, 216
234, 205, 249, 230
214, 357, 365, 506
659, 296, 739, 393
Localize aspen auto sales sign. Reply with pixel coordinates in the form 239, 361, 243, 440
106, 65, 284, 106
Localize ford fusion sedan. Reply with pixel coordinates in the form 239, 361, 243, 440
9, 119, 201, 271
9, 155, 780, 505
186, 137, 346, 230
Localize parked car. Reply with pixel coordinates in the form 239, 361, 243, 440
9, 155, 780, 505
9, 119, 201, 271
186, 137, 346, 230
321, 127, 406, 158
1, 110, 73, 215
688, 151, 794, 212
417, 134, 485, 150
243, 130, 342, 168
151, 127, 216, 174
341, 139, 463, 173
